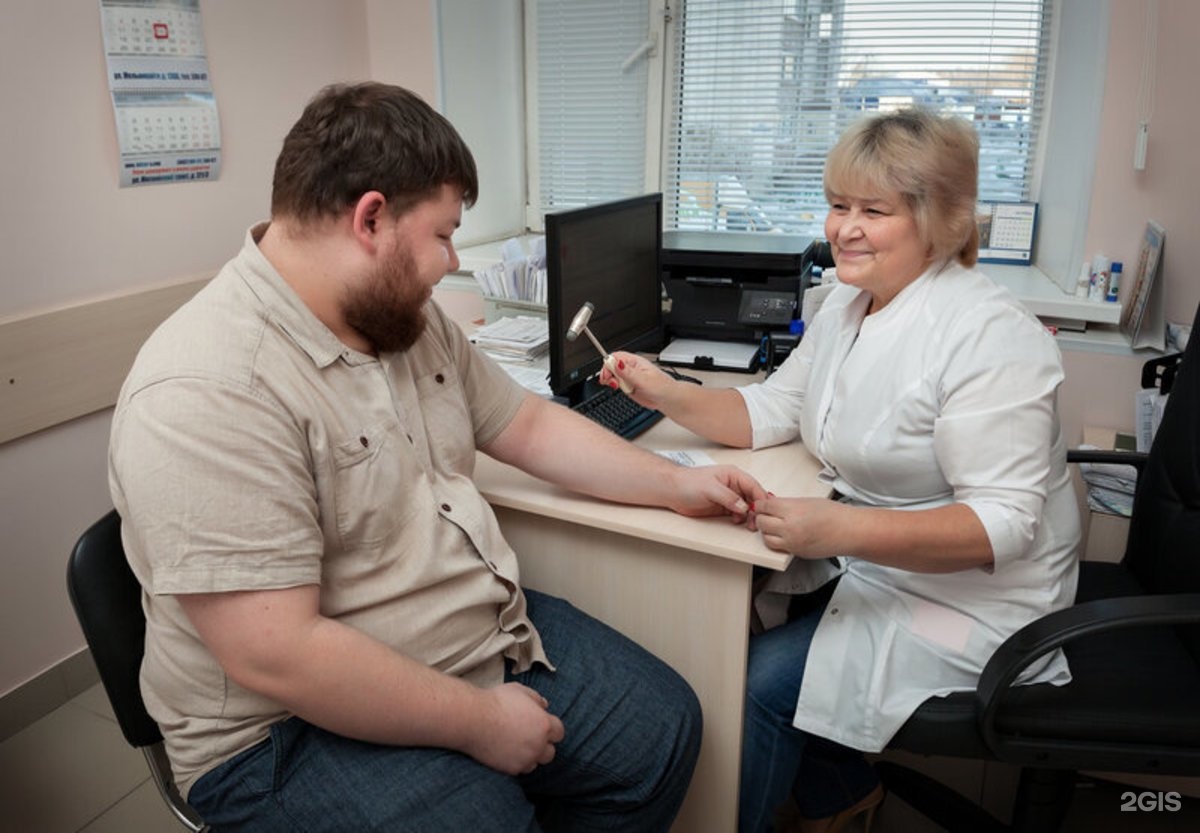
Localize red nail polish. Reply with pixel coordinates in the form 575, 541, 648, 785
618, 360, 626, 370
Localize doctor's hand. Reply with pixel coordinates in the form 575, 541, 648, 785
753, 495, 852, 557
664, 464, 767, 523
599, 351, 677, 411
465, 683, 565, 775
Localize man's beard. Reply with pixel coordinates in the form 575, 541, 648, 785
341, 246, 430, 354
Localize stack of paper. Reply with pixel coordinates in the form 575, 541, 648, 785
473, 237, 547, 304
657, 338, 759, 372
1135, 388, 1169, 452
469, 316, 549, 364
1076, 444, 1139, 517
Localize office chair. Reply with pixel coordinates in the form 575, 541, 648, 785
66, 509, 209, 832
879, 300, 1200, 833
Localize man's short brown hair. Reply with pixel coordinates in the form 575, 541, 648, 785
271, 82, 479, 222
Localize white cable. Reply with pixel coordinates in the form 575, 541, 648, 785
1134, 0, 1158, 170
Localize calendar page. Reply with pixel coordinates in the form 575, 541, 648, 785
976, 201, 1037, 265
99, 0, 222, 187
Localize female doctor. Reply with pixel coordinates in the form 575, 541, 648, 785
602, 109, 1080, 833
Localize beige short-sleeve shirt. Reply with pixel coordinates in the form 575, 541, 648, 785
109, 224, 543, 796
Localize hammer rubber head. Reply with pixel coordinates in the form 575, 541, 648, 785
566, 302, 595, 341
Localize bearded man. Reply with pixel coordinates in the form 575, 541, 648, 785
108, 82, 765, 832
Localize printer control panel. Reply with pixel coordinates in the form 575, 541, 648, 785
738, 289, 796, 327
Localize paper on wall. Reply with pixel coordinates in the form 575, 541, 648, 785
99, 0, 222, 187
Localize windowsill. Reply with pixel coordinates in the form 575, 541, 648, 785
977, 263, 1121, 326
447, 240, 1154, 357
977, 263, 1161, 357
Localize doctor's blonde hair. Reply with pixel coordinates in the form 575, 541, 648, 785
824, 108, 980, 267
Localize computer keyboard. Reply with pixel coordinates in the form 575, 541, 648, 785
572, 385, 664, 440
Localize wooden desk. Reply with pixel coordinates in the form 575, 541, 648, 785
473, 375, 826, 832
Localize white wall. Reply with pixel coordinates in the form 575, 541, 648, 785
365, 0, 438, 97
1084, 0, 1199, 326
1058, 0, 1200, 446
0, 0, 438, 697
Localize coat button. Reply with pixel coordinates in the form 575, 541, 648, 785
441, 503, 451, 512
435, 373, 445, 384
359, 436, 368, 448
829, 607, 839, 616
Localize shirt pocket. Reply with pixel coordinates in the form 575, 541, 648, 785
331, 420, 417, 550
414, 363, 476, 474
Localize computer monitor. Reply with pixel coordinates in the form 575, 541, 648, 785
546, 193, 664, 403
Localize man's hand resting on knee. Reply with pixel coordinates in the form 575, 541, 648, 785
466, 682, 565, 775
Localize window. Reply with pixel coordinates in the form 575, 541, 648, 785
528, 0, 658, 222
530, 0, 1053, 239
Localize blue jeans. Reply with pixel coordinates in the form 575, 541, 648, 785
189, 590, 702, 832
739, 601, 880, 833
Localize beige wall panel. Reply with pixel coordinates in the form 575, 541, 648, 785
0, 277, 209, 445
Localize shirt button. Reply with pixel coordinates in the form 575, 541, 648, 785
359, 436, 369, 448
435, 373, 445, 384
829, 607, 839, 616
441, 503, 452, 512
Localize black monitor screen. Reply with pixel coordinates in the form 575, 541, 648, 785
546, 193, 663, 400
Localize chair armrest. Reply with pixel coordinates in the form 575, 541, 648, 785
1066, 448, 1148, 475
974, 593, 1200, 756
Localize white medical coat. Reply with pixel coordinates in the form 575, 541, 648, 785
738, 261, 1080, 752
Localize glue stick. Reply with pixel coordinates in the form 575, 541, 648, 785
1105, 261, 1123, 303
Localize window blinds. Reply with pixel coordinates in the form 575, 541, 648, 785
532, 0, 653, 223
664, 0, 1053, 236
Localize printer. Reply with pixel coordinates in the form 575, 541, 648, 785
659, 230, 819, 371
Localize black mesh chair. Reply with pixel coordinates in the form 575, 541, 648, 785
880, 301, 1200, 833
66, 509, 208, 832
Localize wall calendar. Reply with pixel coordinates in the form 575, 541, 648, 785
99, 0, 221, 187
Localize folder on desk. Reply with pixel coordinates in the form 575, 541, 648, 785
658, 339, 760, 372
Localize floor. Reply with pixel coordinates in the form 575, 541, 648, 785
0, 683, 1197, 832
0, 684, 177, 832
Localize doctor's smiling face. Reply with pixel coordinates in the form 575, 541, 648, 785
824, 190, 931, 314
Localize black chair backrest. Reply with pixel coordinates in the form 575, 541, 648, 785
1124, 301, 1200, 660
66, 509, 163, 749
